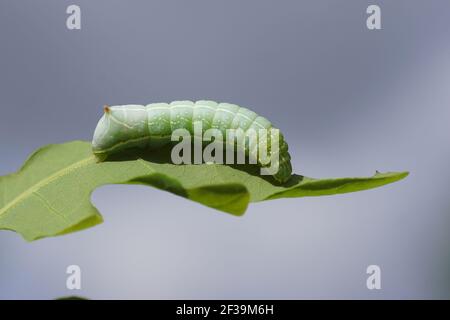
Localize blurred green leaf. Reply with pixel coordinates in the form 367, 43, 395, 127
56, 296, 89, 300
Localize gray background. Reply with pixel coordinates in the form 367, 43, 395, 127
0, 0, 449, 299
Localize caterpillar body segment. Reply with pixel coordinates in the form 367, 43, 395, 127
92, 101, 292, 183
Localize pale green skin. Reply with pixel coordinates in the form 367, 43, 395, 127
92, 100, 292, 183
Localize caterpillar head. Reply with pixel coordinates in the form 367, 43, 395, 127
92, 104, 148, 158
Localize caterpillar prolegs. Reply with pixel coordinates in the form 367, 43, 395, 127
92, 100, 292, 183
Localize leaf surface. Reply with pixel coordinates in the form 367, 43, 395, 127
0, 141, 408, 241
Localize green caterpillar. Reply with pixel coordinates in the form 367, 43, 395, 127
92, 100, 292, 183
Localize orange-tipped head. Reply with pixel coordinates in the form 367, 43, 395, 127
103, 105, 111, 113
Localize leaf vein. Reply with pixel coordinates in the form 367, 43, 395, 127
32, 191, 70, 223
0, 156, 96, 218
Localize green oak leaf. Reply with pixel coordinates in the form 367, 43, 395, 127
0, 141, 408, 241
